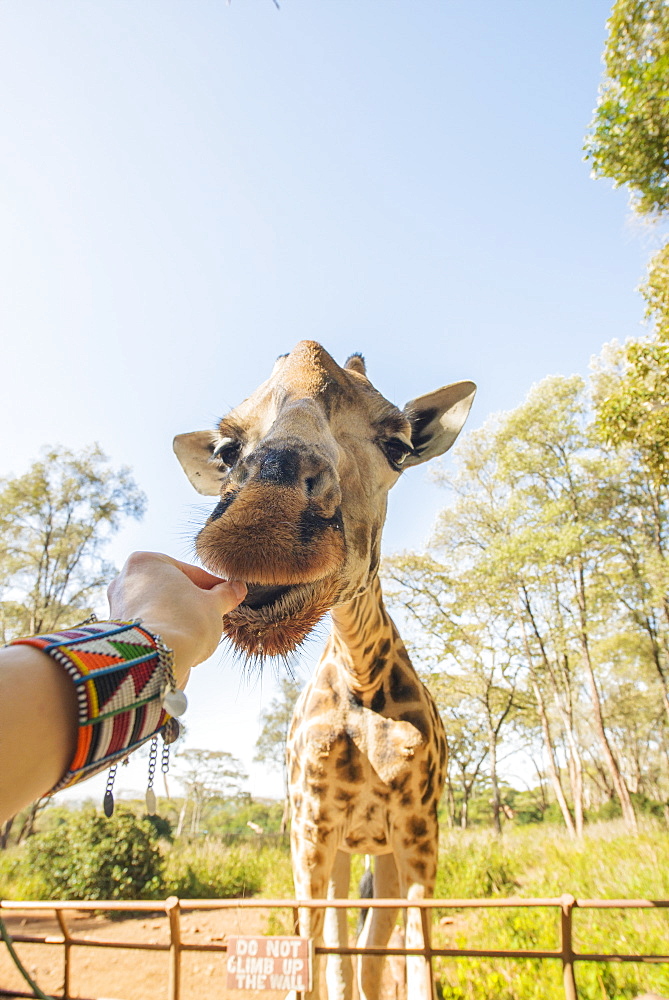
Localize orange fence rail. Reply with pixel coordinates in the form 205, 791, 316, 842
1, 894, 668, 1000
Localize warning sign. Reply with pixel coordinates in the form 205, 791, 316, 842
226, 935, 312, 992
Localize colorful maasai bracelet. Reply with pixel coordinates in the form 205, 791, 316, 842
8, 619, 187, 815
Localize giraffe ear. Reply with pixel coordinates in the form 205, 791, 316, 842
401, 381, 476, 466
173, 431, 223, 495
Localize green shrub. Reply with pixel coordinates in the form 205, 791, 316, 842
25, 805, 164, 901
164, 839, 287, 898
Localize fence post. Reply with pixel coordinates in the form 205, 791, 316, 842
560, 894, 578, 1000
55, 908, 72, 1000
166, 896, 182, 1000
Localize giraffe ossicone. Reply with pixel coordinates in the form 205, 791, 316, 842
175, 341, 475, 1000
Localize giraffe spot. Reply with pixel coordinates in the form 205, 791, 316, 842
389, 665, 419, 703
335, 789, 353, 803
305, 762, 324, 780
421, 768, 435, 806
400, 793, 414, 808
368, 657, 386, 683
208, 491, 239, 522
344, 762, 361, 784
408, 817, 428, 839
378, 638, 391, 658
399, 710, 429, 739
349, 690, 363, 708
353, 525, 368, 558
370, 687, 386, 713
389, 773, 410, 794
411, 859, 428, 879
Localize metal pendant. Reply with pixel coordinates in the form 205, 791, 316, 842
145, 787, 157, 816
161, 717, 181, 745
162, 688, 188, 717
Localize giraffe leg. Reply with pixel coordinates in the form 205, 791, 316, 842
357, 853, 400, 1000
394, 829, 439, 1000
324, 850, 353, 1000
287, 835, 338, 1000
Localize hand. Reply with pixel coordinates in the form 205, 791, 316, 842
107, 552, 246, 687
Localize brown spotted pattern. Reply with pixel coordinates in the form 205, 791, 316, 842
286, 577, 448, 1000
172, 342, 476, 1000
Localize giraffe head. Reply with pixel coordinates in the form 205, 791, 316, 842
175, 341, 475, 658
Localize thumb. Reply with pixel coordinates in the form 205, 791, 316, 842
211, 579, 247, 615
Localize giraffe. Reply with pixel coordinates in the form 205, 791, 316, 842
173, 341, 475, 1000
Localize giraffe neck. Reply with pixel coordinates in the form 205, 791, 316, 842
329, 575, 404, 692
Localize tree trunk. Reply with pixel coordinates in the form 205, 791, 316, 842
460, 787, 469, 829
488, 727, 502, 835
531, 679, 577, 838
575, 565, 637, 831
579, 626, 637, 830
0, 817, 14, 850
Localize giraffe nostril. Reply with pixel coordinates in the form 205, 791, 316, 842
305, 474, 320, 496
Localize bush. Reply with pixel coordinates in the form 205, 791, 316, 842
164, 839, 287, 898
25, 805, 164, 901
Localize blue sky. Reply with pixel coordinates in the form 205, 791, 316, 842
0, 1, 657, 802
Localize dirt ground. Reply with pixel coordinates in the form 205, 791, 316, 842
0, 907, 408, 1000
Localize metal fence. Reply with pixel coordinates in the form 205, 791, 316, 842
1, 894, 668, 1000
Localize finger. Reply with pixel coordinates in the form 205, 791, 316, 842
210, 579, 247, 615
122, 552, 231, 591
164, 556, 234, 591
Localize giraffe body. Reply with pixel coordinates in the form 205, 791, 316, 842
174, 341, 475, 999
287, 581, 447, 999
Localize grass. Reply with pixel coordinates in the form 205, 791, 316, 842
433, 820, 669, 999
1, 817, 668, 997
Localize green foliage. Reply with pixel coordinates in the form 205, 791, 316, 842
165, 838, 274, 899
436, 831, 521, 900
3, 804, 669, 997
254, 675, 303, 772
23, 806, 164, 901
433, 824, 669, 999
386, 364, 669, 834
595, 334, 669, 483
585, 0, 669, 216
202, 797, 285, 837
174, 748, 248, 837
585, 2, 669, 482
0, 444, 145, 639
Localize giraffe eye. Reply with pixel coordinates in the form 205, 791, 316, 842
383, 438, 414, 470
213, 438, 241, 468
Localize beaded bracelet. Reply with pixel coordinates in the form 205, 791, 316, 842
8, 619, 187, 814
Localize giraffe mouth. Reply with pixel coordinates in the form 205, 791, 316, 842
223, 576, 339, 659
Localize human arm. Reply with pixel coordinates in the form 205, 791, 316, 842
0, 552, 246, 824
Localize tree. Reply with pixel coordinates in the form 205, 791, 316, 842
254, 675, 303, 833
585, 0, 669, 216
386, 371, 669, 833
0, 445, 145, 640
26, 805, 164, 900
586, 2, 669, 472
174, 749, 248, 837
